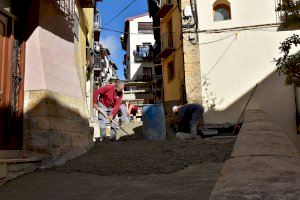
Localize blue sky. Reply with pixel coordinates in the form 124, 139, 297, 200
97, 0, 149, 80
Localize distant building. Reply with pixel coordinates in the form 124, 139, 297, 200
121, 13, 155, 82
93, 45, 118, 86
121, 13, 162, 103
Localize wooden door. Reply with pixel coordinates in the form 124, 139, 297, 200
0, 12, 13, 146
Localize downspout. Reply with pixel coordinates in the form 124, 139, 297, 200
294, 85, 300, 134
190, 0, 199, 32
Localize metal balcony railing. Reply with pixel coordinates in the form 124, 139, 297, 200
47, 0, 75, 21
157, 32, 175, 58
134, 74, 154, 82
134, 45, 153, 62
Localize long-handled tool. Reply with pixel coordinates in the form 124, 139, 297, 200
97, 108, 131, 136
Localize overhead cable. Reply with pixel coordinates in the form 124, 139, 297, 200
102, 0, 137, 27
186, 33, 238, 97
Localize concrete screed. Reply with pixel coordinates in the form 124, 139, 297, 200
0, 122, 235, 200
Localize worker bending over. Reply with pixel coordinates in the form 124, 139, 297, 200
93, 81, 124, 141
172, 104, 204, 135
119, 101, 142, 123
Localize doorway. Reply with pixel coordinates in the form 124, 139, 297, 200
0, 9, 23, 149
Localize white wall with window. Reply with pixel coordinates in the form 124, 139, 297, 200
194, 0, 300, 142
125, 14, 155, 81
196, 0, 281, 30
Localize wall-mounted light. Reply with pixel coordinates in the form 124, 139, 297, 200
94, 44, 101, 53
183, 5, 192, 19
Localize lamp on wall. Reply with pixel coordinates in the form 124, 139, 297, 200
94, 44, 101, 53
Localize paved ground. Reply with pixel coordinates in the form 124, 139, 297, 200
0, 123, 235, 200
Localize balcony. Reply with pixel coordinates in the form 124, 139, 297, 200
134, 74, 154, 82
156, 0, 174, 18
79, 0, 96, 8
158, 32, 174, 58
133, 45, 153, 62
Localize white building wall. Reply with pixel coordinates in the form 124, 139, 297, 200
196, 0, 280, 31
128, 15, 155, 80
195, 0, 300, 139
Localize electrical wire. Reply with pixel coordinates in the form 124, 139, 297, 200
186, 33, 238, 98
101, 27, 142, 35
183, 33, 237, 45
102, 0, 137, 27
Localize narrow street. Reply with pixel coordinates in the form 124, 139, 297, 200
0, 132, 234, 200
1, 0, 299, 199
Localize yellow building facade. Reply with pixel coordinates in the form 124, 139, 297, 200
159, 1, 185, 104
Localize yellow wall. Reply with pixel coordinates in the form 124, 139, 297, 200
73, 2, 94, 96
160, 1, 184, 101
160, 2, 184, 102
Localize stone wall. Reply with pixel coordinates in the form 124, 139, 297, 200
181, 0, 202, 104
23, 90, 93, 166
209, 110, 300, 199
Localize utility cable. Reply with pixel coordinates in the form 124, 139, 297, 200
186, 33, 238, 98
101, 0, 137, 27
101, 27, 142, 35
232, 83, 259, 135
183, 33, 237, 45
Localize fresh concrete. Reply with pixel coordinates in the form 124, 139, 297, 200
0, 136, 235, 200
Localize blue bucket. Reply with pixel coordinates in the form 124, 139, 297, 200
142, 104, 166, 141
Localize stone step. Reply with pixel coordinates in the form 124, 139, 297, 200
0, 150, 23, 159
0, 151, 42, 185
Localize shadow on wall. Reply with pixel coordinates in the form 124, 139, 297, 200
204, 71, 298, 137
24, 94, 93, 165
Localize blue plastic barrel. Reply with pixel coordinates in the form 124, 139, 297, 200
142, 104, 166, 141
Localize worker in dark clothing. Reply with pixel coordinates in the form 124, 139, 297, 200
172, 104, 204, 135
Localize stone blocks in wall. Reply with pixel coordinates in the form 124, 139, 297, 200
24, 90, 93, 164
179, 0, 202, 104
209, 109, 300, 200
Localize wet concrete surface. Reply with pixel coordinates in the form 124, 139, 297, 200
0, 123, 235, 200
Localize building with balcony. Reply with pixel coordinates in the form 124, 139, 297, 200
148, 0, 185, 111
121, 13, 155, 82
0, 0, 101, 179
121, 13, 162, 103
93, 44, 118, 86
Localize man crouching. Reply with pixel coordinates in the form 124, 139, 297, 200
172, 104, 204, 138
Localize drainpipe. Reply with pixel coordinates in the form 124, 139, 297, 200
294, 85, 300, 134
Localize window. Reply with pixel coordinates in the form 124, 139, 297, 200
138, 22, 153, 34
134, 44, 153, 62
213, 0, 231, 21
167, 61, 174, 81
143, 68, 152, 81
